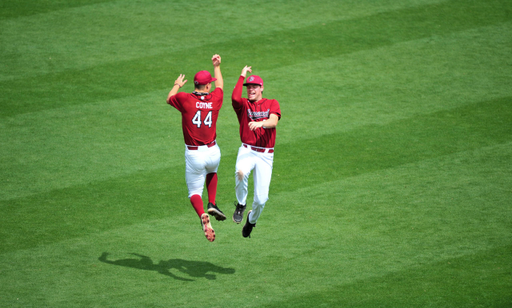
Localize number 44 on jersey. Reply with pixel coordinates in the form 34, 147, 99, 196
192, 110, 213, 128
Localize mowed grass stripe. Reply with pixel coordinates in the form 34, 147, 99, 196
0, 1, 438, 83
0, 0, 114, 19
0, 144, 240, 253
257, 142, 512, 306
274, 96, 512, 193
0, 166, 183, 254
2, 0, 510, 118
260, 245, 512, 308
0, 0, 425, 81
0, 91, 186, 200
269, 142, 512, 254
275, 22, 512, 142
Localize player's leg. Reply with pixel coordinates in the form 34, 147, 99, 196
249, 152, 274, 224
205, 145, 221, 205
206, 173, 218, 203
204, 145, 226, 220
189, 194, 204, 216
185, 149, 215, 241
234, 145, 255, 206
205, 172, 227, 220
233, 145, 255, 223
185, 149, 207, 217
206, 173, 227, 221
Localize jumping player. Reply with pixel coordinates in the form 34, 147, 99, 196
166, 54, 226, 242
231, 65, 281, 238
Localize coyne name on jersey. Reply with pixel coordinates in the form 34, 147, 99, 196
248, 109, 270, 121
196, 102, 213, 109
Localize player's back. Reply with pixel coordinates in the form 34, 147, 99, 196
172, 89, 223, 146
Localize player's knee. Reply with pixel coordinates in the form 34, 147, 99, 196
253, 194, 268, 207
236, 170, 244, 181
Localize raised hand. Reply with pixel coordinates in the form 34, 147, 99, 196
174, 74, 187, 88
241, 65, 252, 77
212, 54, 221, 67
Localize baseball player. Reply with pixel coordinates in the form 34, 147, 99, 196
231, 65, 281, 238
166, 54, 226, 242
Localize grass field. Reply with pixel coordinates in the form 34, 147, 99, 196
1, 0, 511, 307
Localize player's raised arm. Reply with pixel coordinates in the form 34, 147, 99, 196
232, 66, 252, 104
167, 74, 187, 102
241, 65, 252, 78
212, 54, 223, 90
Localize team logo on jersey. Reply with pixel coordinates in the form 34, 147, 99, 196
248, 109, 270, 121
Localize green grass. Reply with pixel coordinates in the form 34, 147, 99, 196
1, 0, 511, 307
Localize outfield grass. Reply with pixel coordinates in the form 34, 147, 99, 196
1, 0, 511, 307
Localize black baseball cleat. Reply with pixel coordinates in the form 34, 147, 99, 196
233, 202, 246, 224
242, 210, 256, 238
207, 203, 226, 221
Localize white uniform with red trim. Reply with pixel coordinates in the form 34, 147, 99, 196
232, 75, 281, 224
185, 141, 221, 198
168, 88, 223, 198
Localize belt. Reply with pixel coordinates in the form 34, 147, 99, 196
243, 143, 274, 153
187, 141, 216, 150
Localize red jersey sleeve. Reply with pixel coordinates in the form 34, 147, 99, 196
232, 76, 245, 112
269, 99, 281, 120
167, 92, 188, 112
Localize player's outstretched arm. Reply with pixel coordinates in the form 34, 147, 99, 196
212, 54, 223, 90
167, 74, 187, 102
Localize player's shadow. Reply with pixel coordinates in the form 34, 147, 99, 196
98, 252, 235, 281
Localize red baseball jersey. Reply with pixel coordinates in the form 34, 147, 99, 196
232, 76, 281, 148
167, 88, 223, 146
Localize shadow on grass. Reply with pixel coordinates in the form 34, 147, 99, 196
98, 252, 235, 281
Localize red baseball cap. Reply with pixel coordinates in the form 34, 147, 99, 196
243, 75, 264, 87
194, 70, 217, 85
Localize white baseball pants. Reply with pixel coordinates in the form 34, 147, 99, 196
235, 144, 274, 224
185, 143, 221, 198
